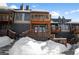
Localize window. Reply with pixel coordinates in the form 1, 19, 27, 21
60, 24, 69, 31
0, 15, 9, 21
52, 25, 56, 30
15, 13, 22, 20
35, 26, 38, 32
42, 27, 46, 32
24, 13, 30, 21
33, 25, 47, 32
39, 27, 42, 32
15, 13, 30, 21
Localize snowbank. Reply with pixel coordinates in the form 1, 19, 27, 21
0, 36, 14, 48
75, 48, 79, 55
74, 43, 79, 55
9, 37, 71, 55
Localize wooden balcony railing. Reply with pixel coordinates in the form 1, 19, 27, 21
7, 29, 16, 39
0, 19, 13, 24
31, 19, 50, 22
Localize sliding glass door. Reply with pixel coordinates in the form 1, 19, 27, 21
33, 24, 47, 33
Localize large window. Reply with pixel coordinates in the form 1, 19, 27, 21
60, 24, 69, 31
14, 13, 30, 21
0, 24, 8, 29
33, 25, 47, 32
24, 13, 30, 21
15, 13, 22, 20
0, 15, 9, 21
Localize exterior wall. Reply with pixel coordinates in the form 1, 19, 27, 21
11, 23, 30, 34
13, 12, 30, 34
76, 34, 79, 38
59, 24, 70, 32
30, 12, 51, 35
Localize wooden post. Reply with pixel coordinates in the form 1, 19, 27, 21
30, 19, 32, 33
48, 21, 51, 37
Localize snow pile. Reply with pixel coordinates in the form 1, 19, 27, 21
75, 43, 79, 55
0, 36, 14, 48
9, 37, 71, 55
75, 48, 79, 55
45, 40, 71, 55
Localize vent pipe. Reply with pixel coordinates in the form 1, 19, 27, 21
26, 5, 29, 10
20, 3, 24, 10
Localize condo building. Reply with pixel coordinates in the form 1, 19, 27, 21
0, 4, 79, 43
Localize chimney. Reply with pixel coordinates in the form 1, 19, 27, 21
58, 16, 61, 19
20, 3, 24, 10
26, 5, 29, 10
62, 16, 65, 19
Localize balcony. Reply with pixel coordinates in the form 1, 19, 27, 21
31, 19, 50, 24
0, 19, 13, 24
31, 18, 50, 21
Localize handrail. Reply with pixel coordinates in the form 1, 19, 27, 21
7, 29, 16, 39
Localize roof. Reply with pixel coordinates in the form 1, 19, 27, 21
67, 22, 79, 24
13, 9, 49, 14
31, 9, 49, 13
13, 9, 31, 13
51, 20, 59, 24
51, 18, 71, 22
0, 6, 10, 9
0, 6, 14, 13
0, 10, 14, 14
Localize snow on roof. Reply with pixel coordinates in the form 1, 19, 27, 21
51, 20, 59, 24
13, 9, 49, 13
0, 6, 12, 10
13, 9, 31, 13
31, 9, 49, 13
67, 22, 79, 24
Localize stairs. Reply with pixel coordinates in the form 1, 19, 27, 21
7, 29, 16, 39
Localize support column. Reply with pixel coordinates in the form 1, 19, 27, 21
30, 20, 32, 32
48, 22, 51, 37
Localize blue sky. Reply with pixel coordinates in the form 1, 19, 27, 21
7, 3, 79, 22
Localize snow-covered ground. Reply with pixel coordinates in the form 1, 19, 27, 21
9, 37, 71, 55
74, 42, 79, 55
0, 36, 14, 48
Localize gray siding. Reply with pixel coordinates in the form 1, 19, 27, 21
11, 23, 30, 33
